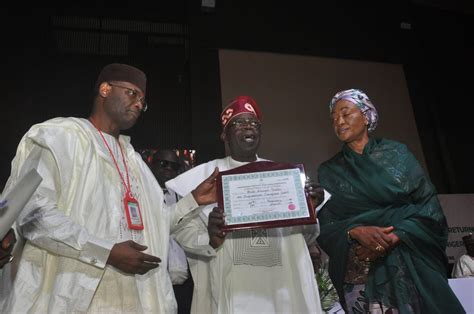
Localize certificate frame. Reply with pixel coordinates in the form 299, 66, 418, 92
216, 161, 316, 231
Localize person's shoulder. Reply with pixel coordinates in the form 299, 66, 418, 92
171, 158, 217, 180
166, 158, 222, 195
374, 138, 411, 155
199, 158, 224, 167
319, 151, 344, 169
28, 117, 88, 134
180, 158, 222, 177
459, 254, 472, 261
378, 138, 406, 148
24, 117, 94, 147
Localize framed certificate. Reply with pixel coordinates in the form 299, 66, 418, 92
216, 161, 316, 231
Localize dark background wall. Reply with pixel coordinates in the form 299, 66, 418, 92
1, 1, 473, 193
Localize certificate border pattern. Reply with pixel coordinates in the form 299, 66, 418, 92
223, 168, 309, 225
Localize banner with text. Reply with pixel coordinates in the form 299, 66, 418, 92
438, 194, 474, 263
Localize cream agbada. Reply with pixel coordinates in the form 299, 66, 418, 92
0, 117, 200, 312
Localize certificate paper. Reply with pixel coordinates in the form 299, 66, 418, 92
217, 161, 316, 231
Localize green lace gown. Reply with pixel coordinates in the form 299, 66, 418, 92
317, 137, 465, 314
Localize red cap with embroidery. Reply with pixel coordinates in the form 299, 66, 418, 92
220, 95, 262, 130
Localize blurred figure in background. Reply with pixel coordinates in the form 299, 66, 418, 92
452, 233, 474, 278
142, 148, 194, 314
151, 149, 183, 203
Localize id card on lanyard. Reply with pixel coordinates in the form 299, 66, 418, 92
92, 120, 145, 230
124, 192, 144, 230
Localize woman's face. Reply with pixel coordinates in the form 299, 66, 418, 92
331, 99, 368, 143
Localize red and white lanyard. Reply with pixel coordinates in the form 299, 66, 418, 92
90, 120, 144, 230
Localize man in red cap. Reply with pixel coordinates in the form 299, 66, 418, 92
1, 63, 218, 312
166, 95, 323, 313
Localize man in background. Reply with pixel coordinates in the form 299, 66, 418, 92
452, 233, 474, 278
145, 148, 194, 314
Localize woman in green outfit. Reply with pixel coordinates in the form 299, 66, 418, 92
317, 89, 464, 313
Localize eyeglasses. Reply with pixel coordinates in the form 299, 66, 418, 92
157, 159, 181, 172
108, 83, 148, 112
230, 118, 261, 129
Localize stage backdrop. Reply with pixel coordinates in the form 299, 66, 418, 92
218, 49, 427, 180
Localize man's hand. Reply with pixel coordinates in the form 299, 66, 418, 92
107, 240, 161, 275
208, 207, 226, 249
192, 168, 219, 205
0, 228, 16, 268
305, 178, 324, 210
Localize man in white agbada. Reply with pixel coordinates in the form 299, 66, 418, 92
166, 95, 323, 314
0, 63, 218, 313
452, 233, 474, 278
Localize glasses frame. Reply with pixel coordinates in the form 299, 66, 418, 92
230, 118, 261, 129
108, 82, 148, 112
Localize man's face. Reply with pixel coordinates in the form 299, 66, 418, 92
465, 239, 474, 257
103, 81, 145, 130
224, 113, 261, 157
152, 150, 181, 188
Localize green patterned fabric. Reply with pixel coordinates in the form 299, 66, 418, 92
318, 137, 465, 314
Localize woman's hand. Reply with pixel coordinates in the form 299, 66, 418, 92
355, 245, 385, 262
304, 178, 324, 210
386, 232, 401, 247
349, 226, 395, 254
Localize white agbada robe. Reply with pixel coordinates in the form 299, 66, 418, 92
164, 190, 190, 285
167, 156, 323, 314
452, 254, 474, 278
0, 117, 199, 313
